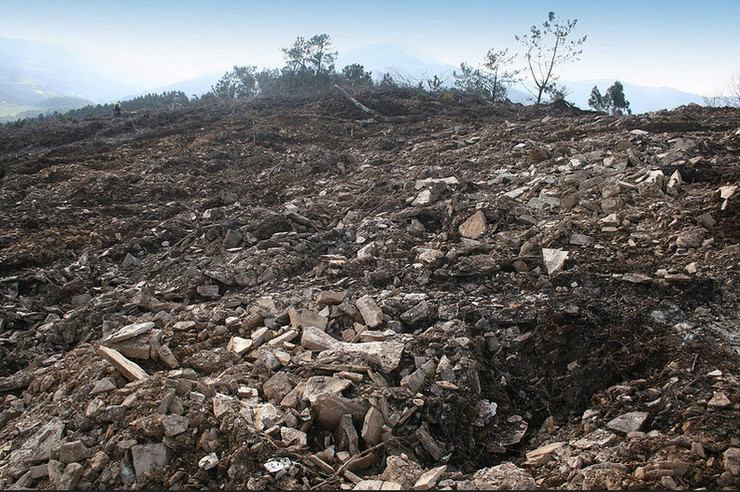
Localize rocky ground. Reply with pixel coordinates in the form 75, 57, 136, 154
0, 91, 738, 490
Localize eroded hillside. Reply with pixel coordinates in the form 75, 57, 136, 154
0, 93, 738, 489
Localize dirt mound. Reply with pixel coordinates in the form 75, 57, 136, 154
0, 94, 738, 489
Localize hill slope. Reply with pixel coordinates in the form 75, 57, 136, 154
0, 94, 738, 490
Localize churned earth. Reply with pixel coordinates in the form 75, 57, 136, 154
0, 91, 738, 489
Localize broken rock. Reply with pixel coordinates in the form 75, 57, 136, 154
131, 443, 169, 479
355, 295, 384, 328
459, 210, 487, 239
473, 462, 537, 490
542, 248, 569, 275
607, 411, 649, 434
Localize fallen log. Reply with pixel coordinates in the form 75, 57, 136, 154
333, 85, 387, 122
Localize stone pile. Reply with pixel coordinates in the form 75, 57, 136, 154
0, 96, 738, 489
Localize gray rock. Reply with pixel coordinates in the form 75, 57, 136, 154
607, 411, 649, 434
356, 295, 384, 328
58, 440, 90, 464
131, 443, 169, 478
48, 460, 83, 490
162, 415, 190, 437
90, 377, 117, 395
724, 447, 740, 476
472, 462, 536, 489
196, 284, 220, 298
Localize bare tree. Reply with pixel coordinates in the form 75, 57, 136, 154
482, 48, 522, 102
705, 71, 740, 107
516, 11, 586, 104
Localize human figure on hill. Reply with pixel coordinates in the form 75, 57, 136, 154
171, 93, 184, 110
113, 102, 122, 117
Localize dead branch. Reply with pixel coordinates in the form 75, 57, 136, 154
333, 85, 387, 122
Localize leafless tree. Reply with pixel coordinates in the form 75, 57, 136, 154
516, 11, 586, 104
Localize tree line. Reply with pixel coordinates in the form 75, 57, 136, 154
5, 11, 650, 128
206, 12, 590, 106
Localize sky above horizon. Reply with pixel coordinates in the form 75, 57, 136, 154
2, 0, 738, 96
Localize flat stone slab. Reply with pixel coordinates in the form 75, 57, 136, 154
607, 411, 649, 434
97, 346, 148, 381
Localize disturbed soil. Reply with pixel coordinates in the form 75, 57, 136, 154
0, 92, 738, 490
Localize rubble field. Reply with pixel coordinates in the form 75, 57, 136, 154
0, 92, 738, 490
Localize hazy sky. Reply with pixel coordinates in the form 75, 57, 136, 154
2, 0, 738, 96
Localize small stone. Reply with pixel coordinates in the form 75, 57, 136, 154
354, 480, 403, 490
226, 336, 254, 356
281, 427, 308, 447
97, 346, 148, 381
411, 189, 432, 206
301, 326, 338, 351
162, 415, 190, 437
361, 406, 385, 447
676, 230, 703, 249
357, 242, 377, 260
317, 290, 346, 305
607, 411, 649, 434
708, 391, 731, 408
89, 451, 110, 472
103, 321, 154, 345
417, 248, 444, 263
90, 377, 116, 395
303, 376, 352, 404
355, 296, 384, 328
599, 213, 620, 227
573, 429, 617, 449
223, 229, 243, 248
413, 465, 447, 490
724, 447, 740, 476
661, 475, 678, 489
263, 372, 295, 404
131, 443, 169, 478
459, 210, 487, 239
401, 360, 436, 394
570, 234, 595, 247
58, 441, 90, 464
122, 253, 140, 268
198, 452, 219, 470
157, 344, 179, 368
296, 309, 328, 331
524, 442, 566, 466
697, 213, 716, 229
542, 248, 569, 275
196, 285, 220, 298
49, 461, 84, 490
528, 148, 550, 163
212, 393, 236, 419
473, 462, 537, 489
336, 414, 360, 456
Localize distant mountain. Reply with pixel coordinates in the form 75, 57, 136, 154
150, 71, 225, 99
0, 37, 708, 120
557, 79, 704, 114
0, 36, 145, 113
337, 44, 457, 85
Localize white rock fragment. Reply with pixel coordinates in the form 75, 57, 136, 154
542, 248, 569, 275
198, 452, 219, 470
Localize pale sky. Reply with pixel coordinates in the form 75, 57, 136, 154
1, 0, 738, 96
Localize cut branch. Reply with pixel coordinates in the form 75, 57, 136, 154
333, 84, 387, 122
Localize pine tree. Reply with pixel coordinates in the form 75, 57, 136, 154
588, 85, 605, 112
